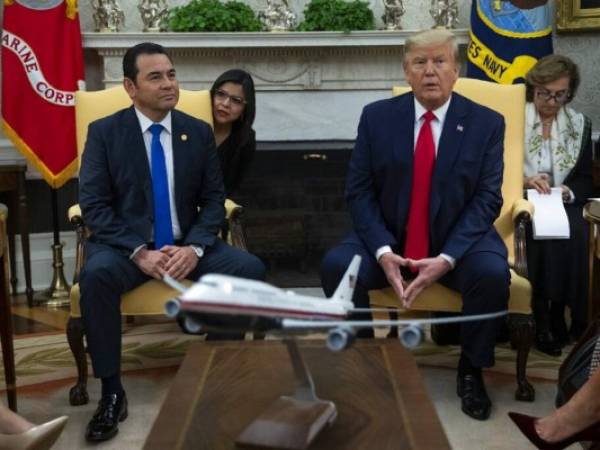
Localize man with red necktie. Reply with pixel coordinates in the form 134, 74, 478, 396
320, 29, 509, 421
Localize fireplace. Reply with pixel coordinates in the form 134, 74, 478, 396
233, 140, 354, 286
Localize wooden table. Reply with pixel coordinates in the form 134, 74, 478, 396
144, 339, 450, 450
0, 203, 17, 411
0, 157, 32, 306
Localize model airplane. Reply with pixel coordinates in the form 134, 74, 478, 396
164, 255, 507, 352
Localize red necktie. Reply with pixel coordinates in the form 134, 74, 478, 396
404, 110, 436, 262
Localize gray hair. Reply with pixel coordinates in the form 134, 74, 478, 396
404, 29, 459, 65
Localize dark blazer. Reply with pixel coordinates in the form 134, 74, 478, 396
563, 115, 594, 205
345, 91, 507, 263
218, 128, 256, 195
79, 106, 225, 254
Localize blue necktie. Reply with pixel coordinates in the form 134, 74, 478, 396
149, 124, 174, 249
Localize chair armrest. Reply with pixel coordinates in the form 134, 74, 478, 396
68, 204, 82, 223
225, 198, 247, 251
68, 204, 87, 284
512, 199, 534, 278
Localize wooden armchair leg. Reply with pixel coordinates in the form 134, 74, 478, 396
508, 313, 535, 402
66, 317, 89, 406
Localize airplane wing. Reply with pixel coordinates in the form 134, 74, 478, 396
280, 310, 508, 351
280, 310, 508, 330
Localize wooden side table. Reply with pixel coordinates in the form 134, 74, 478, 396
0, 158, 33, 306
0, 203, 17, 411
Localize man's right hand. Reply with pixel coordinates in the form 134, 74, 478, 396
132, 248, 170, 280
378, 252, 410, 301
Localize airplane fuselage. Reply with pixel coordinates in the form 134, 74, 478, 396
177, 274, 350, 321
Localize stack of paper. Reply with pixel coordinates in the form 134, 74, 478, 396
527, 188, 570, 240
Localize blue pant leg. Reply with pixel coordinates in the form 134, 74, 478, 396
320, 239, 389, 337
440, 251, 510, 368
189, 238, 266, 281
187, 239, 266, 340
79, 242, 149, 378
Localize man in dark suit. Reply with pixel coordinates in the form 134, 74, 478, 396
78, 42, 265, 442
321, 29, 509, 421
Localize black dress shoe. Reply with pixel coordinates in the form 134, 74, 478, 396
457, 372, 491, 421
535, 331, 562, 357
85, 392, 128, 442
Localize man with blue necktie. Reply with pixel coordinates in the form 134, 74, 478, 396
320, 29, 510, 421
78, 42, 265, 442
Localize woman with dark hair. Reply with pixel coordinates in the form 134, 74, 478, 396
523, 54, 593, 356
210, 69, 256, 196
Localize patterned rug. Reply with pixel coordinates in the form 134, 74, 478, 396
1, 321, 567, 388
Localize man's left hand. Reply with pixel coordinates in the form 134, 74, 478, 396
161, 245, 199, 281
402, 256, 451, 308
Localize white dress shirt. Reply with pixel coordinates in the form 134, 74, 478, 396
375, 96, 456, 268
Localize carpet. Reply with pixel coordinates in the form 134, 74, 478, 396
1, 321, 567, 388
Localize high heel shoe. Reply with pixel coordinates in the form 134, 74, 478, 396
0, 416, 68, 450
508, 412, 600, 450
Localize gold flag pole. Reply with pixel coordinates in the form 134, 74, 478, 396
34, 188, 70, 307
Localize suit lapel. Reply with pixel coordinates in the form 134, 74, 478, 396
393, 94, 415, 233
171, 111, 187, 219
430, 94, 468, 222
123, 107, 153, 210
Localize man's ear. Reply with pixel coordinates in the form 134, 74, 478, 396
123, 77, 136, 99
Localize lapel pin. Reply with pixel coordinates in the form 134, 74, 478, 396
181, 134, 188, 141
456, 124, 464, 132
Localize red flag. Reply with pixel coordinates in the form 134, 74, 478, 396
1, 0, 84, 188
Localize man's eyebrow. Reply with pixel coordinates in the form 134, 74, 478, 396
146, 68, 176, 77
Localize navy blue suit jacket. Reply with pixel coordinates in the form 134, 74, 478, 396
79, 106, 225, 255
345, 91, 507, 263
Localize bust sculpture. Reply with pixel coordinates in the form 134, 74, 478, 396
430, 0, 458, 29
259, 0, 297, 32
92, 0, 125, 32
138, 0, 169, 32
381, 0, 405, 30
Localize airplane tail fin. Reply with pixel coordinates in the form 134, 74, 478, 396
330, 254, 361, 306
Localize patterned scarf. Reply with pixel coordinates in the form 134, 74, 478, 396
590, 335, 600, 378
524, 102, 585, 187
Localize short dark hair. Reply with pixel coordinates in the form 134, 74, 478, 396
210, 69, 256, 146
525, 54, 580, 103
122, 42, 172, 84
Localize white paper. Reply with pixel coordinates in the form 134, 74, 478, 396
527, 188, 570, 240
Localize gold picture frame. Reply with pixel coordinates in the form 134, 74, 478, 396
557, 0, 600, 32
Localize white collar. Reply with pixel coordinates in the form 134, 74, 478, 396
413, 95, 452, 122
134, 108, 172, 135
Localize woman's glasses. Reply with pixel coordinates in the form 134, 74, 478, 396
214, 89, 246, 107
535, 89, 570, 104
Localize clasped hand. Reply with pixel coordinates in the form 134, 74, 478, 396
132, 245, 199, 281
379, 253, 451, 308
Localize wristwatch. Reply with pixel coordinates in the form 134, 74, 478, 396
190, 245, 204, 258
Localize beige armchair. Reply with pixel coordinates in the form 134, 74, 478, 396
66, 87, 247, 406
369, 79, 536, 402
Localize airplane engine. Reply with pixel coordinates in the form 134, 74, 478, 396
183, 316, 203, 334
326, 327, 355, 352
399, 324, 424, 348
164, 299, 181, 318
